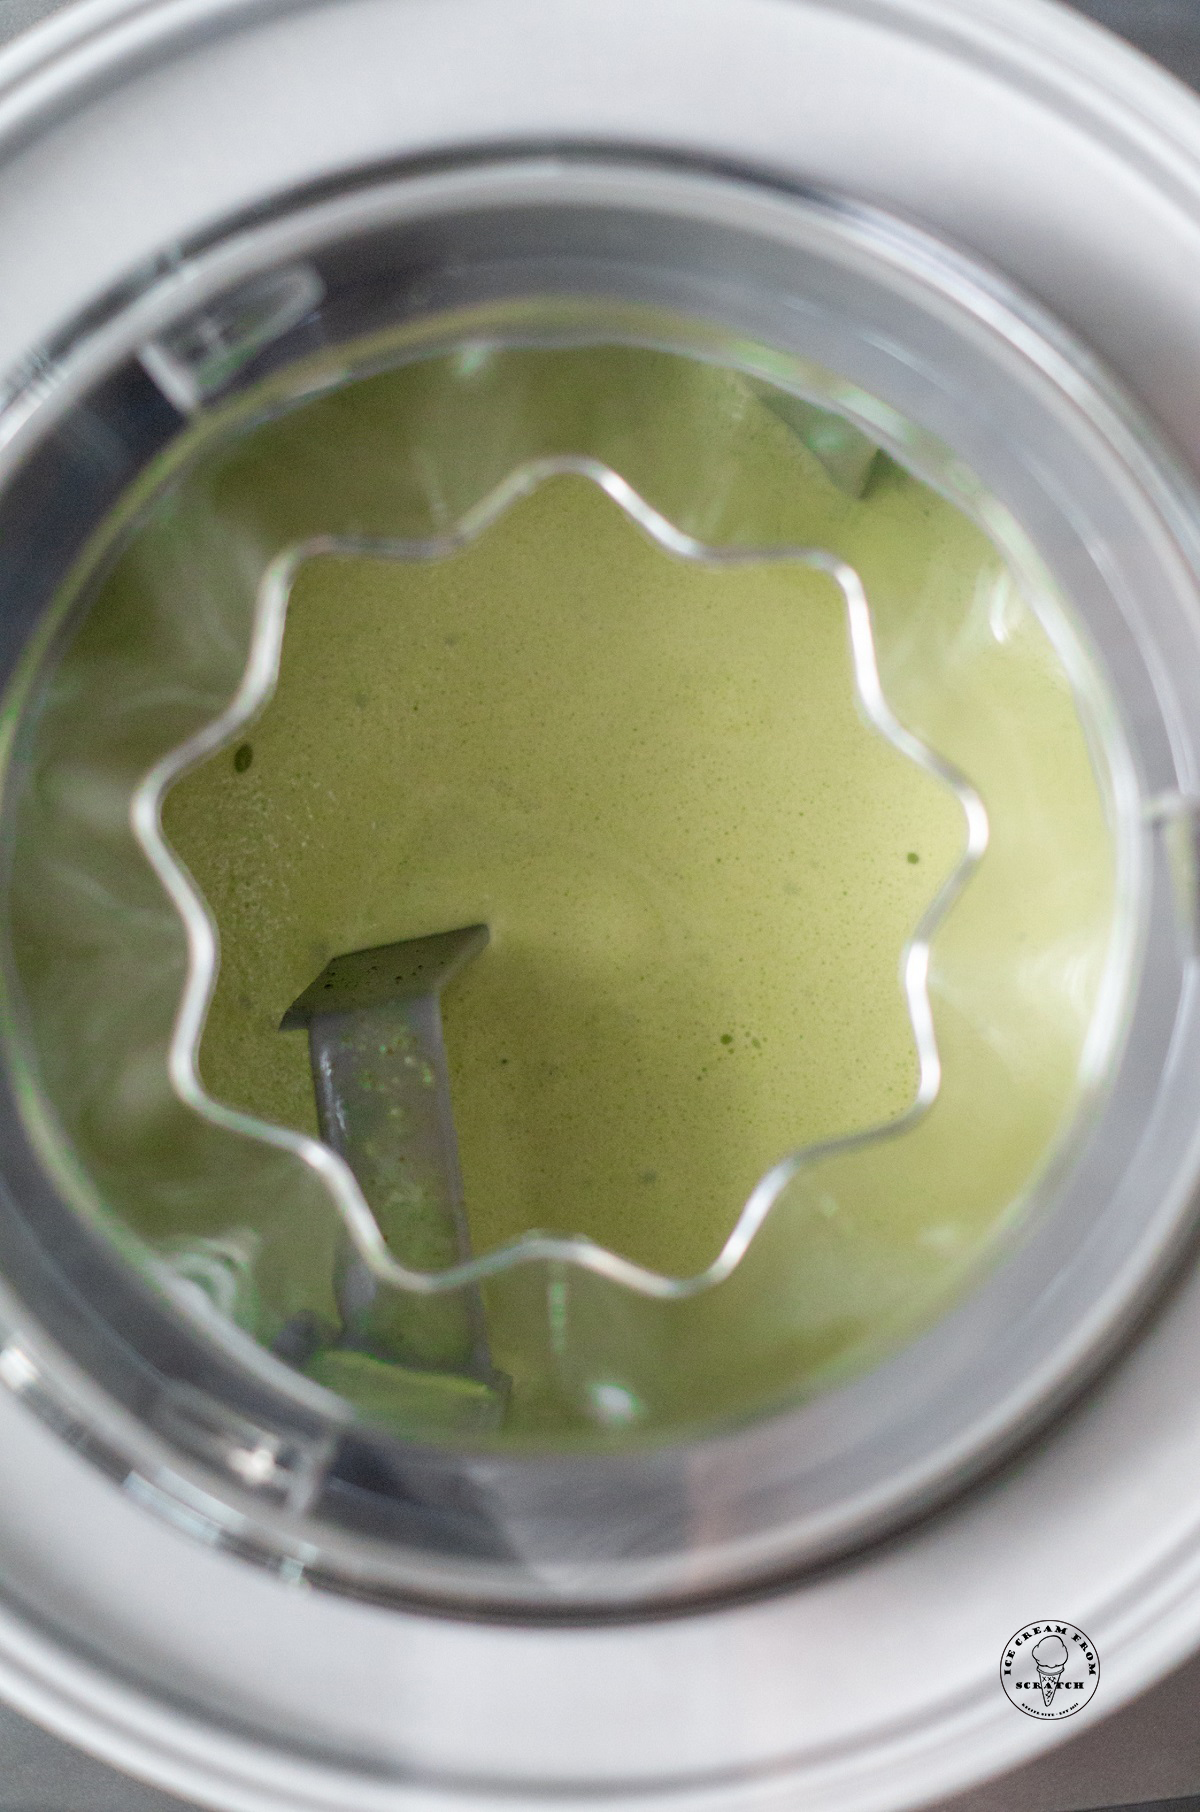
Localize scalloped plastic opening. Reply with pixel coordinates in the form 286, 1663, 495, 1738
1, 330, 1125, 1449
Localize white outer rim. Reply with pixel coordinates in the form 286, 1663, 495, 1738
3, 0, 1200, 1808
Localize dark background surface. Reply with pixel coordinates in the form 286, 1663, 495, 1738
2, 0, 1200, 1807
1071, 0, 1200, 87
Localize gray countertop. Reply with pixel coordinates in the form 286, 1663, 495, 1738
2, 0, 1200, 1808
1069, 0, 1200, 89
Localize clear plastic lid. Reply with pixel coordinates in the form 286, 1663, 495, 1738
0, 159, 1190, 1608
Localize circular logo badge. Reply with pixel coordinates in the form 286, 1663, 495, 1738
1001, 1623, 1100, 1719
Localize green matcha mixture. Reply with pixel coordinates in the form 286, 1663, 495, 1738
166, 474, 966, 1277
8, 344, 1119, 1440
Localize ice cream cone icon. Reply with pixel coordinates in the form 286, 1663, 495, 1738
1032, 1635, 1069, 1706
